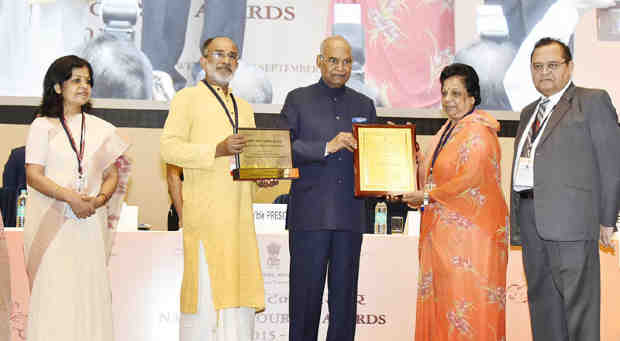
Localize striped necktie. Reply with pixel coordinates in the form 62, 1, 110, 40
521, 98, 549, 157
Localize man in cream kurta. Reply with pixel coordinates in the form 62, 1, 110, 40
161, 36, 265, 341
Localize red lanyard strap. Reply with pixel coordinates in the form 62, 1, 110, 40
60, 112, 86, 175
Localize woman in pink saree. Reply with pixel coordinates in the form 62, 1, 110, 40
24, 55, 130, 341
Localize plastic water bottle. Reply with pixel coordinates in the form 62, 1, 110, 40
374, 201, 387, 234
16, 189, 27, 227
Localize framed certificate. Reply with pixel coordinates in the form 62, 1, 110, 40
233, 128, 299, 180
353, 124, 417, 197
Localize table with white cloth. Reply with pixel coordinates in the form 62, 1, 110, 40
4, 231, 620, 341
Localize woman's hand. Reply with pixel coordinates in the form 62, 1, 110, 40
387, 191, 424, 208
402, 191, 424, 208
67, 192, 96, 219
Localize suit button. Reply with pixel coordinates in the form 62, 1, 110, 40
336, 115, 341, 120
337, 178, 343, 184
338, 157, 343, 161
333, 97, 338, 102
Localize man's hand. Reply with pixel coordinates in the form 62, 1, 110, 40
256, 179, 279, 188
216, 134, 247, 157
327, 132, 357, 153
599, 225, 616, 252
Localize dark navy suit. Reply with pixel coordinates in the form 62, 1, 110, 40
280, 79, 376, 341
2, 146, 26, 194
1, 146, 26, 227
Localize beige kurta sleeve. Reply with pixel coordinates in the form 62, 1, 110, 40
161, 89, 218, 170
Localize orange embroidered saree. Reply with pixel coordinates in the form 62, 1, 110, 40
415, 110, 508, 341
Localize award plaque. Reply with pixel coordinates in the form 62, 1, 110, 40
232, 128, 299, 181
353, 124, 417, 197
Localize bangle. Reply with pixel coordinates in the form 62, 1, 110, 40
53, 184, 61, 200
97, 192, 109, 203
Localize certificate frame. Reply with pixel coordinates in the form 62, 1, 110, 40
232, 128, 299, 181
353, 124, 417, 197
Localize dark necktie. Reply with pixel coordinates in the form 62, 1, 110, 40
522, 98, 549, 157
532, 98, 549, 138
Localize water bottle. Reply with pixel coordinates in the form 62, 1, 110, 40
16, 189, 27, 227
374, 201, 387, 234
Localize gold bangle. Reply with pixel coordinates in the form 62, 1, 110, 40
53, 184, 61, 200
97, 192, 109, 203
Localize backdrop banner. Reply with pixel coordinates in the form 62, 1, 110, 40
0, 0, 452, 108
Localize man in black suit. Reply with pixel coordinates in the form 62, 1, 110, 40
280, 36, 376, 341
2, 146, 26, 194
2, 146, 25, 227
510, 37, 620, 341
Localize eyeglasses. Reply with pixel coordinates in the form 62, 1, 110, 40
204, 51, 239, 62
532, 60, 566, 73
319, 55, 352, 68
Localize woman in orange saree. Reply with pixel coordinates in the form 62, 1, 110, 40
397, 63, 508, 341
24, 55, 130, 341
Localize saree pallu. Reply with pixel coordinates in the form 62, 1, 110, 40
415, 111, 509, 341
23, 115, 130, 341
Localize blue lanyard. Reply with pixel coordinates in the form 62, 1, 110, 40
202, 80, 239, 134
429, 109, 474, 176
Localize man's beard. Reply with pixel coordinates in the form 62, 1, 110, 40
206, 62, 234, 86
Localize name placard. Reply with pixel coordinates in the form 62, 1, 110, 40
253, 204, 287, 234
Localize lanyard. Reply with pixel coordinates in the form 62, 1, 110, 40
202, 80, 239, 133
429, 109, 474, 175
60, 112, 86, 176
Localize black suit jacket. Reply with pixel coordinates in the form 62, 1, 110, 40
3, 146, 26, 193
280, 79, 376, 232
510, 84, 620, 245
1, 146, 25, 227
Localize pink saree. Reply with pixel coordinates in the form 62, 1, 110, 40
23, 114, 130, 341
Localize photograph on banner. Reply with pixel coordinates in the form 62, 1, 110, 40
0, 0, 612, 110
455, 0, 617, 111
0, 0, 329, 104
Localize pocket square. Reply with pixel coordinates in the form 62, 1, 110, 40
352, 116, 367, 123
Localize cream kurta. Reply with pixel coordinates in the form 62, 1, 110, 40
161, 82, 264, 313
